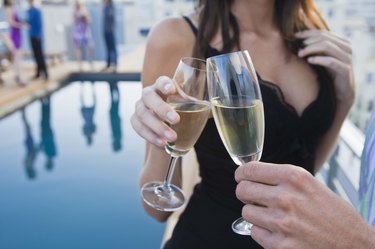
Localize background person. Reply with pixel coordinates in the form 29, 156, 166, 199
131, 0, 355, 248
3, 0, 26, 85
102, 0, 117, 72
72, 0, 94, 71
27, 0, 49, 81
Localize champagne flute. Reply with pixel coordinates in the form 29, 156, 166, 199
207, 50, 264, 235
141, 57, 210, 211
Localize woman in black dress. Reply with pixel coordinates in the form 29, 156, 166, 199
131, 0, 355, 248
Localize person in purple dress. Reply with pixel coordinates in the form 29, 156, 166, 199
72, 1, 94, 71
3, 0, 26, 85
80, 81, 96, 146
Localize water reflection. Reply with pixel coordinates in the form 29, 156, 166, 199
19, 81, 125, 180
108, 80, 122, 152
40, 97, 57, 171
21, 108, 38, 179
2, 81, 165, 248
80, 82, 97, 146
21, 97, 58, 179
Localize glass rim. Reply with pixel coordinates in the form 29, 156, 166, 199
180, 57, 207, 72
206, 50, 250, 60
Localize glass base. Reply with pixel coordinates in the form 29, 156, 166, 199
232, 217, 253, 236
141, 181, 186, 212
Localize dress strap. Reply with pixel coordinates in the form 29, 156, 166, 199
182, 16, 198, 36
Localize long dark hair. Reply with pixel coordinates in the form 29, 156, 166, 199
3, 0, 12, 7
194, 0, 329, 58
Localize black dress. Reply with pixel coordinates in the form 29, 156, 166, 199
163, 16, 336, 249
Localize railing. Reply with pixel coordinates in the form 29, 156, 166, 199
319, 119, 365, 209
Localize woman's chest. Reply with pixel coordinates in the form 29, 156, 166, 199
240, 36, 320, 116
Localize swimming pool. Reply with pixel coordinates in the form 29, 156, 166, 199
0, 80, 165, 249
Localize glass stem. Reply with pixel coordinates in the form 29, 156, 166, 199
163, 156, 179, 191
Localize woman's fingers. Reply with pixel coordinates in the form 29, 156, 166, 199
297, 30, 352, 54
295, 30, 355, 103
296, 30, 352, 64
130, 76, 181, 146
130, 113, 166, 147
142, 87, 179, 124
143, 76, 180, 124
152, 76, 177, 96
298, 40, 351, 64
306, 55, 348, 73
132, 101, 177, 146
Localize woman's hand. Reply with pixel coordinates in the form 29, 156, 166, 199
131, 76, 180, 147
296, 30, 355, 107
22, 22, 30, 29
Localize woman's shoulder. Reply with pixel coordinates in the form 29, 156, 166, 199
142, 16, 198, 85
146, 16, 196, 54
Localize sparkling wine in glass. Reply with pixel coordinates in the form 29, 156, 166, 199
141, 57, 210, 211
207, 50, 264, 235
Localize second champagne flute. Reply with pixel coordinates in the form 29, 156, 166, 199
207, 50, 265, 235
141, 57, 210, 211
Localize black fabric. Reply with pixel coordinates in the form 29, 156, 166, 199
163, 16, 336, 249
164, 184, 257, 249
182, 16, 198, 36
30, 37, 48, 78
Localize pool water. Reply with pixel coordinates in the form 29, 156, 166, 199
0, 81, 165, 249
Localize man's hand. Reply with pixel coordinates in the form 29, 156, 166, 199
235, 161, 375, 249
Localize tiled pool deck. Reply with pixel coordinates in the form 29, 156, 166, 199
0, 45, 145, 119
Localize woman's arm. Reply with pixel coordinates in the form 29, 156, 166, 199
132, 16, 196, 222
5, 8, 22, 28
296, 30, 355, 173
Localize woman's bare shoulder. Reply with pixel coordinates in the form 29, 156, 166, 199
146, 16, 196, 56
141, 16, 197, 86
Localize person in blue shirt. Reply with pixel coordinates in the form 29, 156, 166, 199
27, 0, 48, 80
102, 0, 117, 72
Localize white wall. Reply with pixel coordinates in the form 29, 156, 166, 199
42, 5, 73, 54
